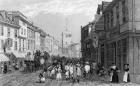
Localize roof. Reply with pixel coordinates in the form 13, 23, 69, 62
0, 10, 20, 28
8, 11, 32, 25
39, 29, 47, 37
103, 0, 118, 13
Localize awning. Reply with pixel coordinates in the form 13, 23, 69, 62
13, 52, 25, 59
0, 53, 10, 62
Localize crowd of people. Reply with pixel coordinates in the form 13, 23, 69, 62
38, 61, 131, 84
38, 61, 91, 83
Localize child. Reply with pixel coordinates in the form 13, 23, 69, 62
39, 71, 45, 83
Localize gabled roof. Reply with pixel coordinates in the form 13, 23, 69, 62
0, 10, 20, 28
8, 11, 32, 25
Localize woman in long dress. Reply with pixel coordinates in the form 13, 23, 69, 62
50, 67, 56, 79
76, 63, 81, 82
56, 67, 62, 80
110, 63, 119, 83
84, 62, 90, 79
69, 63, 74, 79
65, 64, 70, 80
123, 64, 130, 82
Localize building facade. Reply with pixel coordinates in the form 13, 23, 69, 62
39, 29, 46, 52
0, 10, 20, 54
35, 27, 41, 50
88, 0, 140, 82
81, 25, 92, 61
26, 24, 36, 60
8, 11, 32, 58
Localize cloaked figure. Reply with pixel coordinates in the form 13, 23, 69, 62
110, 63, 119, 83
123, 64, 130, 83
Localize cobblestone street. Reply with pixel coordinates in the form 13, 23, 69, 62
0, 71, 139, 86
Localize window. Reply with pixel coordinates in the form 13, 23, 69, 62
107, 13, 110, 29
110, 10, 113, 27
19, 39, 21, 51
7, 27, 10, 37
122, 0, 128, 23
14, 41, 17, 50
22, 22, 25, 26
0, 25, 4, 36
23, 40, 24, 51
116, 3, 119, 24
24, 29, 26, 35
21, 28, 23, 35
101, 45, 105, 65
117, 40, 122, 69
122, 38, 127, 64
0, 14, 3, 20
0, 40, 4, 49
14, 29, 18, 37
28, 40, 30, 50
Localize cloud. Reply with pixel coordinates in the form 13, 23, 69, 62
0, 0, 112, 18
20, 0, 112, 18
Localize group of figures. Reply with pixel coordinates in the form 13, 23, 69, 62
38, 61, 91, 83
110, 63, 130, 83
38, 62, 131, 83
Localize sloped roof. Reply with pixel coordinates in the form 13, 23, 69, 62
0, 10, 20, 28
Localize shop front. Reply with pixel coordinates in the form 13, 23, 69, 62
0, 53, 10, 74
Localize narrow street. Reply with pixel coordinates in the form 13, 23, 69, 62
0, 71, 139, 86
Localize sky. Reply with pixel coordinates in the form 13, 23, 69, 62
0, 0, 112, 43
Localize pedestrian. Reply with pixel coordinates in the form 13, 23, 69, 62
110, 63, 119, 83
38, 71, 45, 83
56, 67, 62, 80
69, 63, 74, 79
50, 66, 56, 79
123, 64, 130, 83
76, 62, 81, 83
84, 62, 90, 79
73, 63, 77, 83
65, 64, 70, 80
3, 62, 7, 74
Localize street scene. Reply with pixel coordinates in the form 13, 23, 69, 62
1, 0, 140, 86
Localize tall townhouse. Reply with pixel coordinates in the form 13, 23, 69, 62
52, 38, 59, 56
101, 0, 140, 82
35, 27, 41, 51
81, 25, 91, 61
45, 34, 52, 53
8, 11, 32, 58
0, 10, 20, 58
89, 1, 110, 65
39, 29, 46, 52
26, 24, 36, 60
